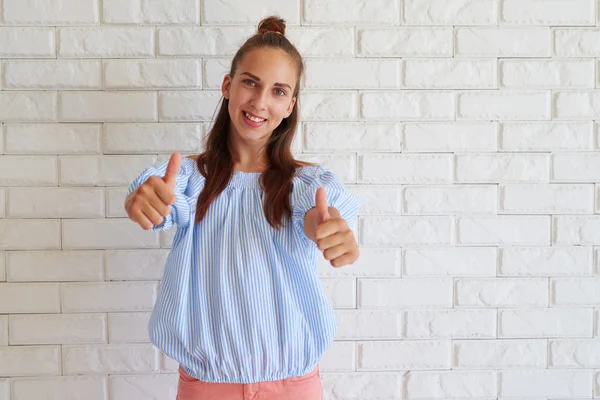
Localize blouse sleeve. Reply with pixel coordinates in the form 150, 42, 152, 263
125, 158, 195, 231
291, 167, 360, 247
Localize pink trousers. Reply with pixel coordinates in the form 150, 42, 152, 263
176, 365, 323, 400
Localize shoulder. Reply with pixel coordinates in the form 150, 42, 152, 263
292, 164, 344, 191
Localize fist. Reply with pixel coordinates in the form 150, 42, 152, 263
124, 152, 181, 230
314, 187, 359, 268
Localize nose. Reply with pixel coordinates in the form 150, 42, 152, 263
250, 88, 268, 110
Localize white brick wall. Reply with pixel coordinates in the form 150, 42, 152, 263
1, 0, 600, 399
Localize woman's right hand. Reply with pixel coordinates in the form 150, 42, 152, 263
124, 152, 182, 230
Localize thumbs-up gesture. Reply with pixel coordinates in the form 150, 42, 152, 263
306, 187, 359, 268
125, 152, 181, 230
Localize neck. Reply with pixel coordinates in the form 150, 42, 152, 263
229, 134, 269, 173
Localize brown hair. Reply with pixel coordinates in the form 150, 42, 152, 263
194, 16, 308, 229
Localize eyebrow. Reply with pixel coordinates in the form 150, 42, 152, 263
240, 72, 292, 91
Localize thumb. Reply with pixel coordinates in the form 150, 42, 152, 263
315, 187, 330, 223
162, 152, 182, 188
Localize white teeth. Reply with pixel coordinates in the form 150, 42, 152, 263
244, 112, 266, 122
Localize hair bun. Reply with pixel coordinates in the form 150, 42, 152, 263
257, 16, 286, 36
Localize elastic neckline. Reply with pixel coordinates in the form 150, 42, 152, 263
229, 170, 262, 188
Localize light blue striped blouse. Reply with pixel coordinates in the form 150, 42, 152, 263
126, 157, 360, 384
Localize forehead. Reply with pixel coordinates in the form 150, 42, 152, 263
236, 47, 298, 86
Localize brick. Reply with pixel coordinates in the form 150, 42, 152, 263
59, 27, 154, 58
286, 27, 354, 57
456, 27, 551, 56
304, 0, 399, 24
456, 153, 549, 183
358, 340, 451, 370
61, 282, 157, 313
6, 250, 104, 282
500, 247, 592, 277
2, 60, 101, 90
358, 28, 453, 57
301, 91, 357, 121
108, 312, 151, 343
500, 184, 594, 214
318, 248, 401, 278
359, 154, 453, 184
159, 91, 221, 121
0, 156, 57, 186
553, 153, 600, 182
9, 314, 106, 345
361, 91, 454, 120
321, 278, 356, 309
362, 216, 453, 246
0, 28, 55, 58
499, 308, 593, 337
405, 371, 497, 399
0, 346, 61, 376
404, 59, 496, 89
305, 59, 400, 89
0, 283, 60, 313
2, 0, 99, 24
0, 379, 8, 399
104, 59, 201, 89
335, 310, 402, 340
12, 376, 107, 400
0, 316, 7, 345
0, 92, 57, 122
501, 0, 596, 25
454, 339, 547, 368
63, 344, 159, 374
203, 0, 298, 24
0, 190, 4, 220
105, 187, 128, 218
404, 122, 498, 152
404, 185, 497, 215
554, 216, 600, 245
304, 122, 400, 152
555, 91, 600, 119
500, 121, 593, 151
457, 90, 550, 120
550, 339, 600, 367
203, 58, 230, 89
552, 278, 600, 306
404, 247, 497, 277
456, 278, 549, 307
345, 185, 401, 215
404, 0, 496, 25
359, 279, 453, 308
60, 155, 155, 186
555, 28, 600, 56
160, 353, 178, 373
500, 59, 594, 89
7, 187, 104, 218
105, 250, 169, 281
104, 123, 202, 154
63, 219, 159, 250
60, 91, 157, 122
158, 27, 254, 56
0, 220, 60, 250
109, 374, 178, 399
320, 341, 355, 371
298, 154, 356, 183
103, 0, 199, 24
499, 370, 592, 398
321, 372, 403, 400
405, 309, 496, 339
457, 216, 551, 245
5, 123, 102, 154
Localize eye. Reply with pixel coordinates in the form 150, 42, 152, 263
275, 88, 286, 96
243, 79, 256, 86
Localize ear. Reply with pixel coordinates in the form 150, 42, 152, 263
222, 74, 232, 99
286, 96, 296, 118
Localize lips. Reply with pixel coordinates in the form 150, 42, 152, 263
242, 110, 267, 127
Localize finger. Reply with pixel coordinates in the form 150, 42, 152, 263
130, 209, 155, 230
140, 204, 166, 226
315, 187, 330, 223
317, 231, 346, 251
143, 176, 176, 205
162, 152, 182, 188
315, 218, 347, 240
330, 252, 358, 268
322, 243, 349, 261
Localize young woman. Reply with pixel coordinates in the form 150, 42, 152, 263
124, 16, 360, 400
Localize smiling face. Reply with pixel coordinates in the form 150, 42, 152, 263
222, 47, 298, 148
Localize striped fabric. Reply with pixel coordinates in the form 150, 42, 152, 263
126, 157, 360, 384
